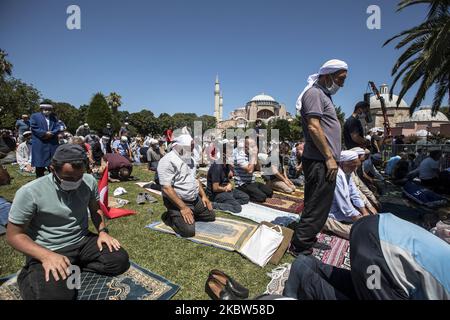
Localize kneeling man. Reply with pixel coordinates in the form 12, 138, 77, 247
158, 134, 215, 237
323, 150, 372, 239
6, 144, 130, 300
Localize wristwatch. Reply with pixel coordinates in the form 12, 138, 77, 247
98, 227, 109, 234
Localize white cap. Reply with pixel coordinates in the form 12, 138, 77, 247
120, 136, 128, 142
340, 150, 359, 162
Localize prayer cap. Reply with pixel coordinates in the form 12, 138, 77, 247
340, 150, 359, 162
172, 134, 193, 147
39, 103, 53, 109
53, 144, 87, 162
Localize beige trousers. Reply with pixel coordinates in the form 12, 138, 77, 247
323, 218, 352, 240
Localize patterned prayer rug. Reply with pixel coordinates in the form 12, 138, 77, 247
265, 233, 351, 296
312, 232, 351, 270
259, 193, 304, 215
146, 217, 258, 251
0, 262, 179, 300
274, 190, 304, 200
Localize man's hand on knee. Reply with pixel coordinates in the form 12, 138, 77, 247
180, 206, 195, 225
41, 252, 71, 282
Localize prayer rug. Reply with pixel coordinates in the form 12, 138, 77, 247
146, 217, 257, 251
312, 233, 351, 270
0, 261, 179, 300
226, 202, 300, 226
258, 193, 304, 215
274, 190, 304, 200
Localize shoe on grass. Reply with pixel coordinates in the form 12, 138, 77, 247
144, 193, 157, 203
136, 193, 146, 205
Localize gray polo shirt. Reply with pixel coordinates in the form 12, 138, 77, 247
300, 83, 341, 161
8, 173, 99, 251
157, 150, 199, 201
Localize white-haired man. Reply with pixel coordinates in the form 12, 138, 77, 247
323, 150, 373, 239
291, 59, 348, 255
157, 134, 215, 237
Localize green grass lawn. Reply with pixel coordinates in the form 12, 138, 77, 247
0, 165, 295, 299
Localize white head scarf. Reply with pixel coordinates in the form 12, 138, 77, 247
296, 59, 348, 112
350, 147, 365, 156
172, 134, 193, 147
340, 150, 358, 162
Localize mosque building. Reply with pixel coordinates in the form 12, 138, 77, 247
213, 75, 292, 130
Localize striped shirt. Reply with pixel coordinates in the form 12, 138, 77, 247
233, 148, 255, 186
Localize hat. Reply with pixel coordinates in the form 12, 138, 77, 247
350, 147, 365, 156
172, 134, 193, 147
53, 144, 87, 162
340, 150, 359, 162
39, 103, 53, 109
23, 131, 32, 137
120, 136, 128, 142
83, 123, 89, 127
150, 139, 159, 145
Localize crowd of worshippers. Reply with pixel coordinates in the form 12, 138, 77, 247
2, 57, 450, 300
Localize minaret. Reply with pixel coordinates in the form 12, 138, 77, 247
219, 92, 223, 122
214, 74, 220, 122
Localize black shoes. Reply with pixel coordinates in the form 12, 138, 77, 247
205, 269, 249, 300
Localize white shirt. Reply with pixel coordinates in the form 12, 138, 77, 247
16, 142, 32, 169
419, 157, 440, 180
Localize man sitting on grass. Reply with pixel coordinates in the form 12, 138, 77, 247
158, 134, 215, 237
6, 144, 130, 300
206, 142, 249, 213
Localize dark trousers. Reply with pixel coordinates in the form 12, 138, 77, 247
292, 158, 336, 251
162, 196, 215, 237
237, 182, 273, 203
283, 255, 357, 300
35, 167, 49, 178
18, 233, 130, 300
211, 189, 250, 213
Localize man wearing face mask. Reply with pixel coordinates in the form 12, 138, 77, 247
6, 144, 130, 300
157, 134, 215, 237
30, 104, 61, 178
16, 131, 34, 173
343, 101, 371, 149
291, 59, 348, 256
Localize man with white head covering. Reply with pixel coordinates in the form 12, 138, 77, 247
322, 151, 371, 239
291, 59, 348, 255
30, 103, 60, 178
16, 131, 34, 173
112, 136, 132, 161
76, 123, 90, 137
157, 134, 215, 237
147, 139, 163, 171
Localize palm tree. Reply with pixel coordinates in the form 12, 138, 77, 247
106, 92, 122, 113
384, 0, 449, 115
0, 49, 13, 81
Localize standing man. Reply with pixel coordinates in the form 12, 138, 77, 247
343, 101, 370, 149
291, 59, 348, 256
76, 123, 90, 137
15, 114, 30, 142
102, 123, 114, 140
30, 104, 60, 178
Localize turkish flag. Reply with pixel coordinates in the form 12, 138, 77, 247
98, 164, 135, 219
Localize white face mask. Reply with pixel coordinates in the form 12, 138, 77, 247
55, 173, 83, 191
42, 110, 51, 116
326, 76, 341, 95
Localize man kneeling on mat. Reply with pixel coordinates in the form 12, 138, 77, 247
6, 144, 130, 300
158, 134, 215, 237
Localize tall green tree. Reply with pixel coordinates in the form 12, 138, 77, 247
384, 0, 450, 115
106, 92, 122, 113
128, 109, 157, 135
53, 102, 82, 133
0, 78, 41, 128
86, 93, 112, 133
0, 49, 13, 82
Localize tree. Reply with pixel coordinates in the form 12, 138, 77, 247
86, 93, 112, 133
384, 0, 450, 115
128, 109, 158, 135
52, 102, 82, 133
0, 49, 13, 82
0, 78, 41, 128
106, 92, 122, 113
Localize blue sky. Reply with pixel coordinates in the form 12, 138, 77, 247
0, 0, 430, 118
